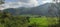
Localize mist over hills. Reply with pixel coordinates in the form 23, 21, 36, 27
2, 3, 60, 16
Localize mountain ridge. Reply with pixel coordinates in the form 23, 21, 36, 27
2, 3, 60, 16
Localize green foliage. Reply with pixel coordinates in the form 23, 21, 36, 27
0, 12, 29, 27
0, 0, 5, 4
30, 16, 59, 27
29, 22, 40, 27
0, 12, 60, 27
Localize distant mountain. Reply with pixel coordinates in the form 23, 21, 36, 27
2, 3, 60, 16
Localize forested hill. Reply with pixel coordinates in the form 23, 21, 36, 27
2, 3, 60, 16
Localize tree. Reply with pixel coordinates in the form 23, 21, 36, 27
47, 0, 60, 27
0, 0, 5, 4
53, 0, 60, 3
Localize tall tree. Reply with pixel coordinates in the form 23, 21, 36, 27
0, 0, 5, 4
49, 0, 60, 27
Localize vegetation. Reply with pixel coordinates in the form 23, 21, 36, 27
0, 12, 59, 27
0, 0, 60, 27
0, 0, 4, 4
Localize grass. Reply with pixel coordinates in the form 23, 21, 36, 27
0, 15, 59, 27
29, 16, 59, 27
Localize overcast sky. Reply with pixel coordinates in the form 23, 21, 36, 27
5, 0, 52, 4
0, 0, 52, 10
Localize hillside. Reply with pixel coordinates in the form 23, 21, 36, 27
2, 3, 60, 16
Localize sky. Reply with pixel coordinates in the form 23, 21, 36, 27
0, 0, 52, 10
5, 0, 52, 4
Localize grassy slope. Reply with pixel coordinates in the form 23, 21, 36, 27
29, 16, 59, 27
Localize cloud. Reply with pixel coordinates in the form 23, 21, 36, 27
18, 0, 29, 3
0, 0, 39, 10
42, 0, 52, 3
37, 0, 52, 5
42, 0, 60, 3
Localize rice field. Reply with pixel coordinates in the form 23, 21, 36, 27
29, 16, 59, 27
